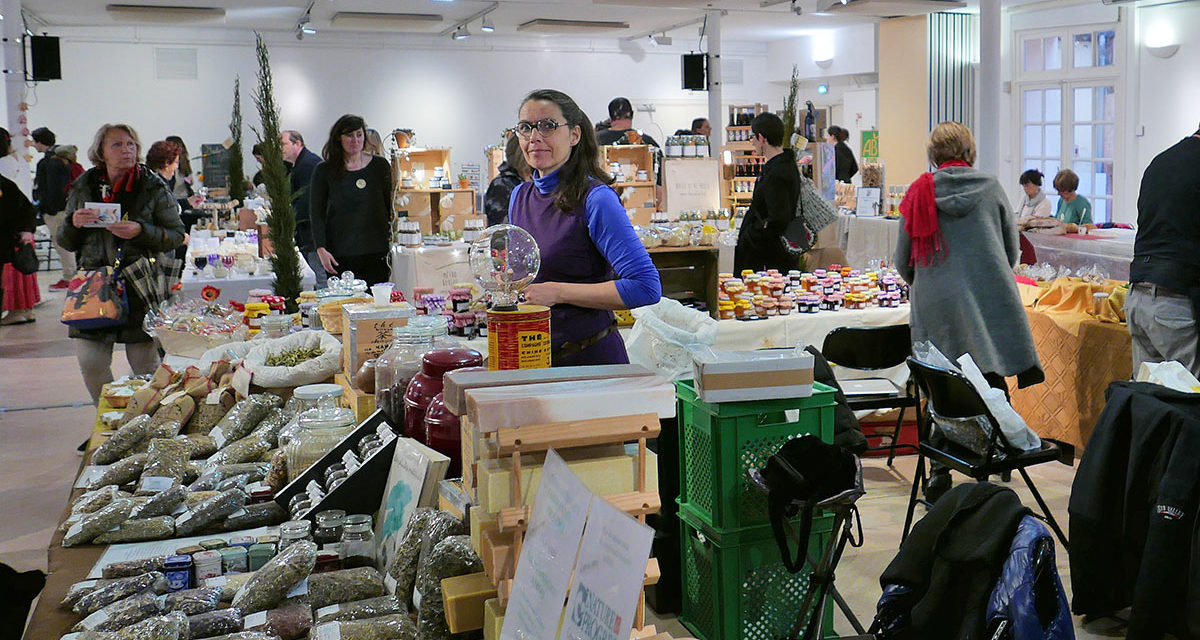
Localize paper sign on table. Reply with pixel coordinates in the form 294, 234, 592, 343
559, 497, 654, 640
500, 449, 592, 640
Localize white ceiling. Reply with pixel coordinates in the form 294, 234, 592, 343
22, 0, 978, 43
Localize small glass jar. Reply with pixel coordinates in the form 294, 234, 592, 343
314, 510, 346, 547
279, 384, 344, 448
285, 394, 356, 481
259, 314, 293, 339
314, 550, 342, 574
339, 514, 376, 569
279, 520, 313, 552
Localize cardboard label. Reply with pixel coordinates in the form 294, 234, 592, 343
79, 606, 110, 630
287, 578, 309, 597
314, 623, 342, 640
66, 522, 84, 540
139, 476, 175, 493
316, 604, 340, 618
244, 611, 268, 629
210, 427, 227, 449
700, 368, 813, 390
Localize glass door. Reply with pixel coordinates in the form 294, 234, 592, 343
1020, 83, 1063, 210
1068, 82, 1116, 223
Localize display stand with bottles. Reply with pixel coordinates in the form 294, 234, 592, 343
721, 103, 770, 211
603, 145, 658, 222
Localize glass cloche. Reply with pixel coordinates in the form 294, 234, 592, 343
468, 224, 540, 310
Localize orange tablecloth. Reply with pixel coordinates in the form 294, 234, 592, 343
1009, 307, 1132, 449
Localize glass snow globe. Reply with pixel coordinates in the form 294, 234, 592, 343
469, 224, 540, 311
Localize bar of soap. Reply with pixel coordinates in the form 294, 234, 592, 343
442, 572, 497, 633
444, 364, 653, 415
475, 446, 658, 513
465, 376, 675, 432
483, 598, 505, 640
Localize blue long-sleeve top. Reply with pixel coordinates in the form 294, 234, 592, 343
510, 168, 661, 308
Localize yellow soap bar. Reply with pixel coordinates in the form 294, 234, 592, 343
442, 572, 497, 633
469, 506, 498, 556
483, 598, 505, 640
476, 445, 658, 513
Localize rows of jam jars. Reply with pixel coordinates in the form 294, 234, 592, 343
716, 263, 908, 319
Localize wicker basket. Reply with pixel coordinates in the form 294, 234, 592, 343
317, 297, 371, 335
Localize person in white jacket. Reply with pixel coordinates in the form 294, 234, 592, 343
1016, 169, 1052, 221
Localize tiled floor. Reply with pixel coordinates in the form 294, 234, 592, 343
1, 271, 1127, 638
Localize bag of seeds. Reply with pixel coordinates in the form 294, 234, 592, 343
382, 508, 436, 605
61, 578, 116, 610
187, 607, 242, 638
307, 613, 417, 640
132, 419, 185, 455
130, 484, 187, 519
205, 571, 255, 602
160, 585, 222, 615
73, 572, 167, 615
189, 462, 272, 492
150, 392, 195, 431
175, 433, 218, 459
248, 403, 301, 449
101, 555, 169, 579
209, 394, 282, 448
185, 387, 237, 436
92, 517, 175, 544
232, 539, 317, 613
414, 536, 482, 639
64, 499, 134, 547
242, 602, 312, 640
291, 567, 386, 610
206, 435, 272, 468
223, 502, 287, 531
92, 415, 152, 465
71, 591, 164, 632
88, 454, 148, 490
123, 366, 182, 422
175, 489, 247, 537
313, 595, 403, 624
138, 438, 190, 494
71, 486, 128, 516
265, 450, 288, 493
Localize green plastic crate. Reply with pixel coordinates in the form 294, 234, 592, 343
679, 501, 836, 640
676, 379, 836, 530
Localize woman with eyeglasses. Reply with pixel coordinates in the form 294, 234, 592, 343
310, 114, 394, 285
508, 89, 661, 366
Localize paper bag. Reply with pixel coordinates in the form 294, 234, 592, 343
1135, 361, 1200, 393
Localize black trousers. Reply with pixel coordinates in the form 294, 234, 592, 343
332, 252, 390, 286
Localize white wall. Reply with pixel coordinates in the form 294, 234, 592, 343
27, 27, 771, 180
1133, 2, 1200, 175
766, 23, 877, 83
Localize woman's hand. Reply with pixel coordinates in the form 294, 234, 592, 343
316, 247, 339, 275
17, 231, 33, 245
186, 195, 204, 208
523, 282, 563, 307
72, 208, 99, 228
108, 221, 143, 240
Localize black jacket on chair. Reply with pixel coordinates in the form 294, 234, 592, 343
875, 483, 1029, 640
1069, 381, 1200, 640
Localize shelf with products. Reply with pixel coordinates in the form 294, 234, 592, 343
725, 103, 769, 144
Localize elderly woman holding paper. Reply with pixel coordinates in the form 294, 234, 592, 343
58, 123, 185, 406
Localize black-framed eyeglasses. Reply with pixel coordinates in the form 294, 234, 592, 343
515, 119, 566, 138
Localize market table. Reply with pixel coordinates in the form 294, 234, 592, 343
1021, 229, 1135, 281
181, 259, 317, 304
832, 213, 900, 269
1008, 278, 1132, 449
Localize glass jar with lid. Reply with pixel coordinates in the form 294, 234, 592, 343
403, 347, 483, 441
313, 509, 346, 547
375, 325, 435, 431
279, 384, 344, 448
285, 394, 356, 482
279, 520, 313, 552
259, 314, 293, 339
339, 514, 376, 569
410, 314, 460, 350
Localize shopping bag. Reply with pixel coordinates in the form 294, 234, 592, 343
12, 242, 37, 275
61, 267, 129, 329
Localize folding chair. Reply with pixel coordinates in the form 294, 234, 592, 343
902, 357, 1070, 550
821, 325, 920, 466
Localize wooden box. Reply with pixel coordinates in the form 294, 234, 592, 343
335, 372, 376, 424
648, 246, 719, 318
340, 302, 416, 377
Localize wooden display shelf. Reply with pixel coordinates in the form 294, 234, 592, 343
648, 245, 719, 318
614, 180, 655, 188
395, 188, 480, 234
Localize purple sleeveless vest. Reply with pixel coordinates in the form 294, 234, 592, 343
509, 179, 629, 366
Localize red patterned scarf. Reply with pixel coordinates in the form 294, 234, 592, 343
899, 160, 970, 266
101, 165, 141, 203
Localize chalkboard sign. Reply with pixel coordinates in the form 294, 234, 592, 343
200, 143, 230, 188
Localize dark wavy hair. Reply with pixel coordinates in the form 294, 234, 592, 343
322, 114, 367, 179
519, 89, 612, 212
0, 127, 12, 157
1019, 168, 1043, 187
145, 140, 182, 171
827, 125, 849, 143
165, 136, 191, 176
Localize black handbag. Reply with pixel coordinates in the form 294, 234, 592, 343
761, 434, 857, 572
11, 241, 37, 275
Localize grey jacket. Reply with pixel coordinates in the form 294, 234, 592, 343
58, 166, 185, 343
895, 166, 1042, 383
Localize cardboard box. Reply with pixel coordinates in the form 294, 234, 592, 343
691, 346, 814, 403
341, 302, 416, 377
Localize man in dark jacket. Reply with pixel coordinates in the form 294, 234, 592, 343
281, 129, 325, 286
1126, 125, 1200, 377
31, 126, 73, 289
735, 112, 800, 275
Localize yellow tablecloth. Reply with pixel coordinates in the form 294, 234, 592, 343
1009, 307, 1132, 448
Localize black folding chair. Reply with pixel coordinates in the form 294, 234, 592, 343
822, 325, 920, 466
902, 357, 1070, 550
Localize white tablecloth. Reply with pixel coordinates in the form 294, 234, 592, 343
833, 213, 901, 269
1022, 229, 1135, 281
180, 259, 316, 304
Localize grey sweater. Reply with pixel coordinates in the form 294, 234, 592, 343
895, 166, 1042, 384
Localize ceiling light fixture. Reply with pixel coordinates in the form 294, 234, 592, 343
480, 15, 494, 32
439, 1, 497, 39
452, 24, 470, 39
653, 33, 672, 45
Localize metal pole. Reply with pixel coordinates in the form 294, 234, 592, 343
707, 9, 723, 156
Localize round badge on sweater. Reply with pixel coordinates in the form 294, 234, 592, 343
355, 178, 367, 189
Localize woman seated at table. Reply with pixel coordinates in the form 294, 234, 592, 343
508, 89, 661, 366
1052, 168, 1092, 226
896, 122, 1043, 501
1016, 169, 1052, 221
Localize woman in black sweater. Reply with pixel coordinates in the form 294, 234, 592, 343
310, 114, 394, 285
827, 125, 858, 183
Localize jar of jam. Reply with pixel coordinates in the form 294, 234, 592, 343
403, 347, 483, 441
313, 550, 342, 574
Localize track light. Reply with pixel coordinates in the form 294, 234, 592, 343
480, 15, 494, 32
296, 13, 315, 38
451, 24, 470, 40
653, 33, 672, 46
